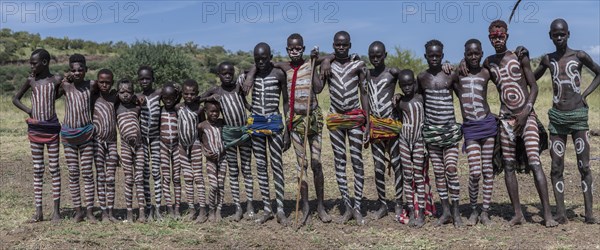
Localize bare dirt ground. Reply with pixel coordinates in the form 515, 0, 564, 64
1, 132, 599, 249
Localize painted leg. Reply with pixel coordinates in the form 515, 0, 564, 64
550, 134, 568, 224
573, 131, 595, 224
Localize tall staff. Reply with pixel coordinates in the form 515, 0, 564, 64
295, 46, 318, 225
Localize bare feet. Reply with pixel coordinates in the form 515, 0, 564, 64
435, 200, 451, 227
174, 205, 181, 219
126, 210, 134, 223
255, 211, 274, 224
584, 216, 597, 224
413, 209, 425, 228
167, 206, 175, 218
352, 208, 366, 226
207, 209, 215, 223
196, 207, 207, 224
509, 213, 524, 226
435, 212, 451, 227
154, 206, 163, 221
467, 209, 479, 226
52, 201, 62, 223
86, 208, 97, 224
27, 207, 43, 223
73, 207, 85, 223
299, 203, 310, 226
276, 210, 289, 226
338, 209, 353, 224
451, 201, 463, 228
479, 211, 492, 226
372, 203, 388, 220
553, 214, 569, 225
137, 208, 146, 223
186, 207, 197, 221
544, 217, 559, 227
215, 209, 222, 223
317, 204, 332, 223
245, 202, 256, 220
232, 205, 243, 222
407, 208, 415, 227
101, 210, 112, 223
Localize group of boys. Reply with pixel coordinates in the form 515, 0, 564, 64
14, 18, 599, 227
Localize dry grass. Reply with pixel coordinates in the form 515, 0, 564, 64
1, 71, 600, 248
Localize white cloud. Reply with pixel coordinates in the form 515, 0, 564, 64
587, 45, 600, 56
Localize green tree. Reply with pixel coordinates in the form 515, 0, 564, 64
386, 46, 427, 74
110, 40, 204, 90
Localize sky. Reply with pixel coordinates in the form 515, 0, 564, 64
2, 0, 599, 62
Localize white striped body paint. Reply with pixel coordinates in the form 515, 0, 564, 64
62, 81, 95, 209
367, 68, 402, 208
327, 59, 367, 210
140, 93, 162, 208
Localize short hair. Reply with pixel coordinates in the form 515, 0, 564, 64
369, 41, 386, 52
464, 38, 482, 48
97, 68, 113, 78
287, 33, 304, 44
118, 78, 133, 89
69, 53, 87, 67
399, 69, 415, 80
218, 61, 234, 71
425, 39, 443, 50
334, 31, 350, 41
162, 81, 178, 94
204, 100, 221, 110
182, 79, 199, 91
489, 19, 508, 32
137, 65, 154, 77
31, 49, 50, 62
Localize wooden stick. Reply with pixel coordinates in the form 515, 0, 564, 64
295, 48, 318, 225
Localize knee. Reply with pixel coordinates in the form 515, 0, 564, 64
578, 161, 591, 175
503, 161, 516, 173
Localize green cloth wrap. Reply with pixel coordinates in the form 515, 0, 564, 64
548, 107, 589, 135
422, 122, 463, 148
222, 125, 250, 149
292, 108, 323, 137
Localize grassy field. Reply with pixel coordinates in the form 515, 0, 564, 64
1, 71, 600, 249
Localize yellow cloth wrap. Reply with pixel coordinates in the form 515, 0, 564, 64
369, 115, 402, 141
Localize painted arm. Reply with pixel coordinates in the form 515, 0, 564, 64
279, 70, 291, 151
533, 54, 550, 80
312, 64, 325, 94
242, 66, 256, 94
579, 51, 600, 99
358, 62, 370, 146
514, 54, 538, 134
12, 78, 33, 116
198, 87, 217, 102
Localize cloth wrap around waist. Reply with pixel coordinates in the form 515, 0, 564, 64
422, 122, 463, 148
461, 114, 498, 153
26, 115, 61, 144
222, 125, 251, 149
326, 109, 366, 131
547, 107, 589, 135
291, 108, 323, 137
369, 115, 402, 141
60, 123, 94, 147
492, 112, 548, 175
246, 114, 284, 137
